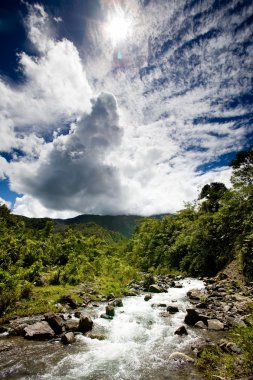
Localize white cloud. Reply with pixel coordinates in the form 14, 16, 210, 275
13, 195, 78, 219
0, 197, 12, 209
1, 1, 251, 218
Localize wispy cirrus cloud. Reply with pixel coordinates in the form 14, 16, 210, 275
0, 1, 252, 217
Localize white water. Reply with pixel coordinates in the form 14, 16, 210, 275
34, 278, 205, 380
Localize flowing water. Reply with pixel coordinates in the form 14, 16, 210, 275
0, 278, 207, 380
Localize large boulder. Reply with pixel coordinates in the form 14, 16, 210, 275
61, 332, 75, 345
24, 321, 55, 340
148, 284, 164, 293
184, 309, 208, 326
44, 312, 64, 334
78, 313, 93, 333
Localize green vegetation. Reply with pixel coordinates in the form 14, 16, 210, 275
126, 147, 253, 280
196, 303, 253, 379
0, 210, 138, 321
0, 147, 252, 326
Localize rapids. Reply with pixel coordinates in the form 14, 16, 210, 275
0, 278, 206, 380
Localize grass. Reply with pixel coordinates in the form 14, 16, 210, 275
0, 284, 82, 325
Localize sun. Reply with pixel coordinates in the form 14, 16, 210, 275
106, 11, 132, 46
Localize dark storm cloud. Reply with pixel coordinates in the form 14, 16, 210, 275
17, 93, 124, 214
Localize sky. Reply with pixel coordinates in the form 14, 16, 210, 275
0, 0, 252, 218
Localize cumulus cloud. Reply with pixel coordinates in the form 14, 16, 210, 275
10, 93, 125, 215
0, 2, 92, 144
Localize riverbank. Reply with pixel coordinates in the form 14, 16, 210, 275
0, 270, 253, 379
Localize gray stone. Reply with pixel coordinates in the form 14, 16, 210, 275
106, 304, 115, 317
24, 321, 55, 340
207, 319, 224, 330
184, 309, 208, 326
195, 321, 207, 329
64, 319, 79, 332
61, 332, 75, 345
148, 284, 164, 293
167, 305, 179, 313
169, 352, 194, 363
112, 298, 123, 307
44, 312, 64, 334
174, 326, 188, 335
79, 313, 93, 333
144, 294, 152, 301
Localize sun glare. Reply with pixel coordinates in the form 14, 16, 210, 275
106, 12, 132, 46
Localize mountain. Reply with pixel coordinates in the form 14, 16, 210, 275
56, 214, 155, 237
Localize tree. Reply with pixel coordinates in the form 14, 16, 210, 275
230, 147, 253, 187
199, 182, 228, 212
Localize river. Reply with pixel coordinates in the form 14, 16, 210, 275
0, 278, 208, 380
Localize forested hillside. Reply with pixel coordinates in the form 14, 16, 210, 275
0, 148, 252, 321
126, 148, 253, 280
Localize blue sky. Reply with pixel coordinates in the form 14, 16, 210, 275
0, 0, 252, 217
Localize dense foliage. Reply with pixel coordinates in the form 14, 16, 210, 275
0, 210, 137, 317
0, 148, 252, 319
126, 148, 253, 279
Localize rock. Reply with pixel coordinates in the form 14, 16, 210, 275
79, 313, 93, 333
184, 309, 208, 326
107, 293, 115, 301
100, 313, 113, 320
170, 281, 176, 287
144, 294, 152, 301
152, 303, 167, 308
9, 323, 28, 336
112, 298, 123, 307
125, 289, 138, 296
174, 283, 183, 288
44, 312, 64, 334
64, 319, 79, 332
106, 304, 115, 317
195, 321, 207, 329
24, 321, 55, 340
174, 326, 188, 335
226, 342, 242, 354
167, 305, 179, 313
148, 284, 164, 293
196, 302, 208, 309
86, 332, 106, 340
207, 319, 224, 330
74, 311, 82, 318
61, 295, 78, 309
187, 289, 204, 300
61, 332, 75, 345
169, 352, 194, 363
